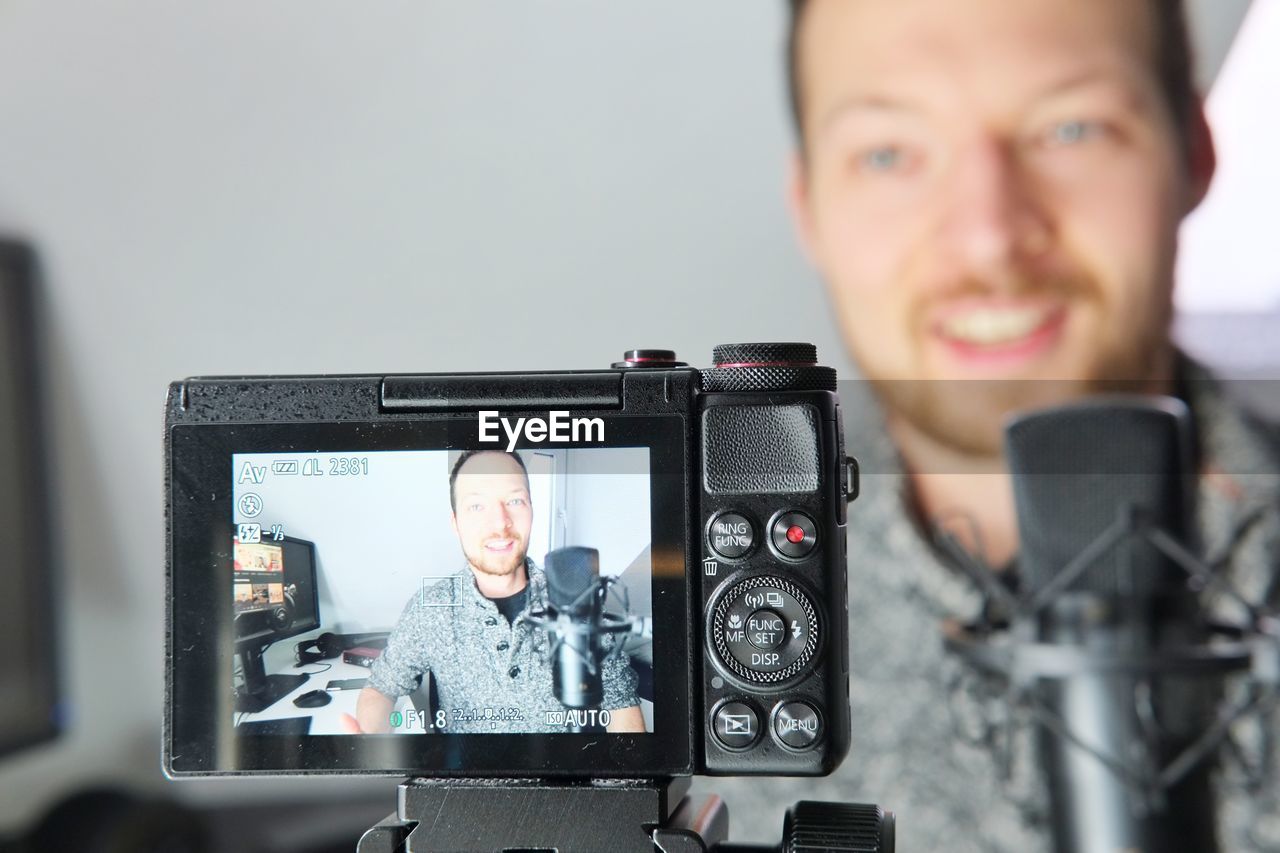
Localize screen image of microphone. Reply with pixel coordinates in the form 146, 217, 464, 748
1006, 397, 1217, 853
543, 546, 607, 710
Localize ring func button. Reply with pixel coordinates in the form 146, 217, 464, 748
746, 609, 786, 651
712, 701, 760, 750
708, 512, 754, 559
773, 701, 822, 750
771, 511, 817, 559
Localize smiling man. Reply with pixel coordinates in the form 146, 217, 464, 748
343, 450, 644, 735
707, 1, 1280, 849
790, 0, 1221, 569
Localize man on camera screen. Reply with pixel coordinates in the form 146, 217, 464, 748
341, 449, 646, 735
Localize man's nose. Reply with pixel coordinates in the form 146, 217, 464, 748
936, 136, 1052, 281
489, 502, 513, 530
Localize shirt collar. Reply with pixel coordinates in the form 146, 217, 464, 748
456, 558, 548, 612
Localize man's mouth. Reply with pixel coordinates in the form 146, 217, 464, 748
938, 305, 1057, 346
931, 301, 1067, 365
484, 538, 516, 553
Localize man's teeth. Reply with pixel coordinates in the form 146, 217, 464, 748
941, 308, 1052, 345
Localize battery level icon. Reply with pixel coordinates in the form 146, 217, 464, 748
271, 460, 299, 475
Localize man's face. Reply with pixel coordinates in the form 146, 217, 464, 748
791, 0, 1212, 454
450, 453, 533, 580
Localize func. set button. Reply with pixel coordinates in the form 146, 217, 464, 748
746, 609, 786, 651
707, 511, 754, 559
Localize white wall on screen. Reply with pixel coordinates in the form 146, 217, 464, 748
563, 447, 651, 580
524, 449, 564, 566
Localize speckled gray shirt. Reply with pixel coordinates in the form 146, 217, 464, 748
702, 363, 1280, 852
368, 559, 640, 733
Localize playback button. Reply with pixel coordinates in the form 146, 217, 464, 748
711, 700, 760, 750
708, 512, 754, 560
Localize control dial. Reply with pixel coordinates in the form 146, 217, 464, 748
702, 342, 836, 393
710, 575, 820, 686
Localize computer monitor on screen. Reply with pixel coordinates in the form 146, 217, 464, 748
0, 240, 59, 758
233, 536, 320, 712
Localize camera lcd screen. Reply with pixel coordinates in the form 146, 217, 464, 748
167, 416, 692, 776
230, 448, 654, 736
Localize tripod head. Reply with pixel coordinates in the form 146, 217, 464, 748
356, 777, 894, 853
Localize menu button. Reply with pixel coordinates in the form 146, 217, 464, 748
773, 701, 822, 750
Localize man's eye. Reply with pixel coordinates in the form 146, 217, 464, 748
1043, 120, 1104, 147
506, 497, 527, 507
466, 503, 485, 512
858, 146, 905, 173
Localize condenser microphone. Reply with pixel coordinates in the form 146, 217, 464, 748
543, 546, 609, 709
1004, 396, 1218, 853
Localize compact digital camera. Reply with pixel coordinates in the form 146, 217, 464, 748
164, 343, 855, 780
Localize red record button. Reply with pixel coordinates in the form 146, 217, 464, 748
771, 511, 817, 559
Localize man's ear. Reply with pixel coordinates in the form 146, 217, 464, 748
787, 150, 821, 266
449, 512, 459, 539
1183, 96, 1217, 214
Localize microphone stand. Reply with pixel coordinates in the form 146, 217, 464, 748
941, 503, 1280, 853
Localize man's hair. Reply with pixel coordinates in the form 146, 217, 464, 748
448, 450, 531, 512
785, 0, 1197, 147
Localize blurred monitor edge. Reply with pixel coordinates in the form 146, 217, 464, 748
0, 239, 60, 759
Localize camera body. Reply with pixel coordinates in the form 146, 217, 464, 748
165, 343, 853, 779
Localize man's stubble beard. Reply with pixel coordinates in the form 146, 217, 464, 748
465, 540, 530, 579
866, 272, 1175, 458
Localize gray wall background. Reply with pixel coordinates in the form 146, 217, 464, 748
0, 0, 1258, 829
